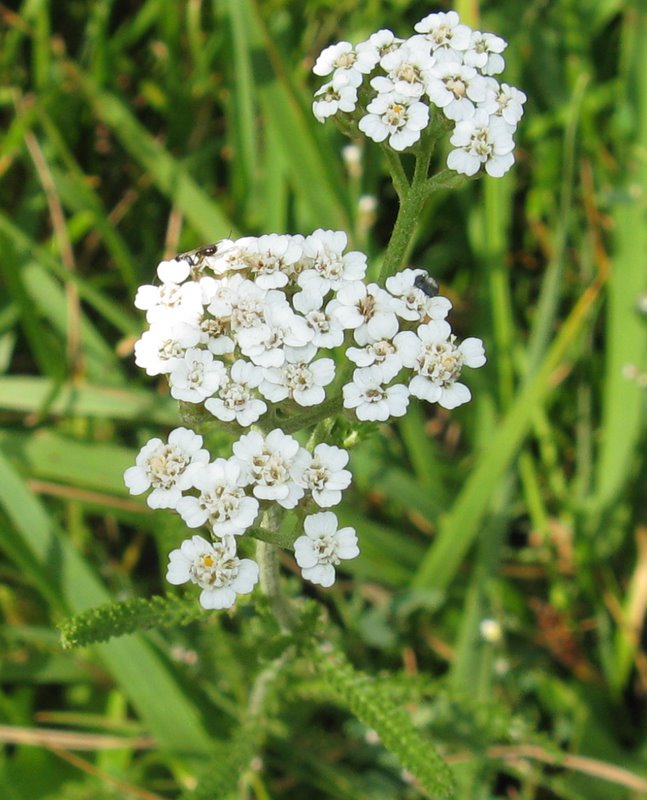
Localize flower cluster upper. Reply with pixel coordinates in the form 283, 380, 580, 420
126, 232, 486, 609
133, 233, 485, 424
312, 11, 525, 177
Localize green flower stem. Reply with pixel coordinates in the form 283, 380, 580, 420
381, 147, 409, 199
256, 537, 296, 631
249, 522, 296, 550
378, 140, 435, 284
279, 395, 345, 435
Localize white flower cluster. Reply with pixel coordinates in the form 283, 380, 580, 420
312, 11, 525, 176
126, 231, 486, 608
124, 424, 356, 607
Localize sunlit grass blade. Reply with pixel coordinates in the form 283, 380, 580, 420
593, 7, 647, 515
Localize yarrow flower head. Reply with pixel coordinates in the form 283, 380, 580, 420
311, 11, 525, 177
127, 221, 489, 610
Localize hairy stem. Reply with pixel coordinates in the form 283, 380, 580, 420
256, 530, 296, 631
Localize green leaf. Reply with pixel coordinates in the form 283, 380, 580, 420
0, 376, 177, 424
308, 644, 455, 798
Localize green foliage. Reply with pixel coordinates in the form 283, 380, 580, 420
181, 721, 263, 800
58, 595, 204, 649
308, 644, 456, 798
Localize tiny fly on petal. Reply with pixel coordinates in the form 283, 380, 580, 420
413, 272, 439, 298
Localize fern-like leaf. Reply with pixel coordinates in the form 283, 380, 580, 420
181, 722, 261, 800
58, 595, 203, 649
309, 643, 456, 798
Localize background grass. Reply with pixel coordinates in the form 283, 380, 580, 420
1, 0, 646, 797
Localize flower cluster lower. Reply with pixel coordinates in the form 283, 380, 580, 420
312, 11, 525, 176
126, 232, 486, 608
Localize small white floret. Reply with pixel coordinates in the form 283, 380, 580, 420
447, 110, 515, 177
204, 360, 267, 427
166, 535, 259, 610
426, 62, 486, 121
359, 92, 429, 151
329, 281, 403, 344
343, 365, 410, 421
464, 31, 507, 75
134, 320, 201, 376
293, 511, 359, 587
260, 349, 335, 408
169, 348, 227, 402
232, 429, 308, 509
295, 444, 352, 507
395, 321, 486, 408
385, 268, 452, 322
412, 11, 472, 61
298, 229, 367, 294
175, 458, 259, 537
313, 76, 358, 122
123, 428, 209, 509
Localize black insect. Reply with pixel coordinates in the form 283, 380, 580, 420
413, 272, 439, 298
175, 242, 222, 267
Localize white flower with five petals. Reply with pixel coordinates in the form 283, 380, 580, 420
166, 535, 259, 610
385, 268, 452, 322
426, 62, 487, 121
169, 348, 227, 402
395, 320, 486, 408
123, 428, 209, 509
479, 80, 526, 128
464, 31, 507, 75
313, 75, 358, 122
292, 290, 345, 348
412, 11, 472, 62
135, 261, 202, 324
294, 512, 359, 587
356, 29, 403, 63
236, 233, 303, 290
260, 349, 335, 407
447, 110, 515, 177
204, 360, 267, 427
358, 92, 429, 151
134, 320, 201, 376
237, 302, 313, 368
175, 458, 259, 537
342, 365, 410, 421
298, 229, 367, 294
330, 281, 403, 344
313, 41, 377, 86
296, 444, 352, 507
346, 338, 403, 382
232, 429, 308, 509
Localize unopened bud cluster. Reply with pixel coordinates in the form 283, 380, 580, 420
125, 231, 485, 609
312, 10, 525, 176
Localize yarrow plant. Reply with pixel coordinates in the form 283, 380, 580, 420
122, 10, 522, 613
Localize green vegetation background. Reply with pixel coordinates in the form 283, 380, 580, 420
1, 0, 646, 797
